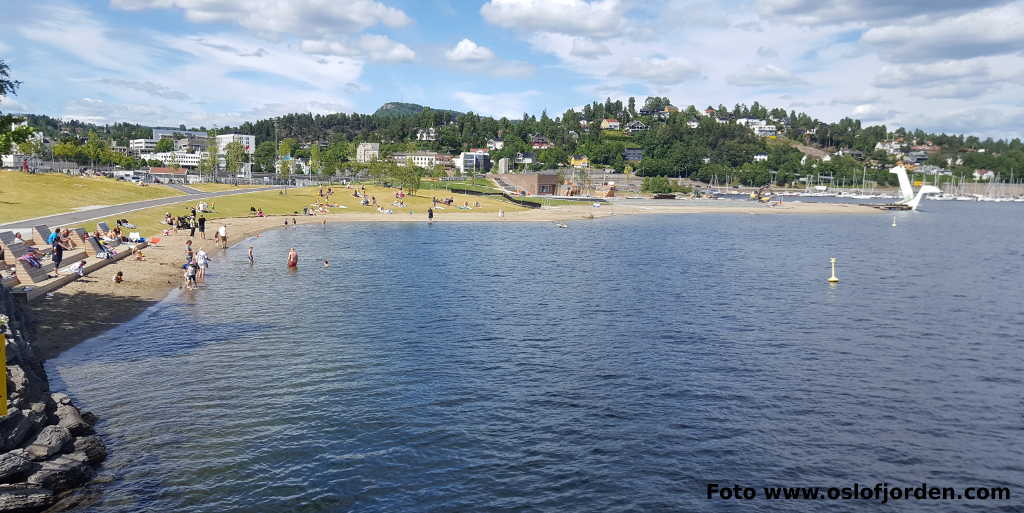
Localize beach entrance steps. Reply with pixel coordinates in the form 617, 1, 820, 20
2, 232, 88, 284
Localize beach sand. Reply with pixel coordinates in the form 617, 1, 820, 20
28, 199, 878, 359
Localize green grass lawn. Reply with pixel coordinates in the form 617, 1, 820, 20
78, 183, 526, 237
0, 171, 184, 223
186, 183, 269, 192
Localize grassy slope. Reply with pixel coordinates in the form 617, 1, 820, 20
187, 183, 274, 192
0, 171, 184, 223
80, 184, 526, 237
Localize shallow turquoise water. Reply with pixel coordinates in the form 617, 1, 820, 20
49, 204, 1024, 512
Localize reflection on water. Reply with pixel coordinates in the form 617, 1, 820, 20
49, 202, 1024, 512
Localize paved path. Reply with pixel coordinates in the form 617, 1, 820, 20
0, 186, 286, 231
164, 183, 203, 194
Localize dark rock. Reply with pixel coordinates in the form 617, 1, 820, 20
54, 406, 90, 437
0, 484, 54, 512
25, 452, 94, 493
79, 413, 98, 428
25, 427, 71, 461
0, 452, 33, 484
71, 437, 105, 464
0, 411, 37, 452
39, 488, 103, 512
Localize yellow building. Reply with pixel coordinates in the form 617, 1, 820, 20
570, 154, 590, 168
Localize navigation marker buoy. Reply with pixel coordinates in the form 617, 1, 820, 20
891, 215, 896, 227
828, 257, 840, 283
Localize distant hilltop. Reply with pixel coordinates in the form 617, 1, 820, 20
373, 102, 462, 119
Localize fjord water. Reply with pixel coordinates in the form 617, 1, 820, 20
49, 203, 1024, 512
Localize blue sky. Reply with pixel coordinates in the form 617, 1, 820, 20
1, 0, 1022, 138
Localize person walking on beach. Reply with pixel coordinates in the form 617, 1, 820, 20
217, 225, 227, 248
188, 216, 197, 237
248, 246, 255, 265
287, 248, 299, 268
198, 215, 207, 240
427, 208, 434, 224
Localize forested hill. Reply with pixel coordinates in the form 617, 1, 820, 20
19, 97, 1024, 187
373, 102, 462, 119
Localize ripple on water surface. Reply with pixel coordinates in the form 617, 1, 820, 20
49, 205, 1024, 512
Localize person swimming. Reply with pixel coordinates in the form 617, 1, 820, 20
323, 259, 330, 267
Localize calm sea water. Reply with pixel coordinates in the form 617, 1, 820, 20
48, 202, 1024, 512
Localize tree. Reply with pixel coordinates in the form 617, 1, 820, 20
277, 158, 291, 180
309, 143, 321, 175
279, 137, 297, 158
254, 141, 276, 172
84, 131, 106, 167
388, 161, 423, 195
198, 138, 218, 179
0, 59, 35, 155
155, 137, 174, 153
224, 141, 245, 176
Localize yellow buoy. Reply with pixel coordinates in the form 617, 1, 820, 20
828, 257, 840, 283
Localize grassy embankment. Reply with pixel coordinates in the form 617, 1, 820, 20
186, 183, 275, 192
0, 171, 184, 223
81, 183, 525, 237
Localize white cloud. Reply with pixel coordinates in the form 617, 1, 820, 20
453, 90, 541, 119
758, 0, 1013, 25
445, 39, 495, 62
97, 78, 191, 100
756, 46, 779, 59
570, 38, 611, 57
862, 3, 1024, 62
110, 0, 411, 38
727, 64, 805, 87
614, 56, 701, 85
301, 35, 415, 62
491, 61, 536, 78
481, 0, 628, 37
0, 95, 29, 113
851, 103, 899, 123
873, 61, 988, 88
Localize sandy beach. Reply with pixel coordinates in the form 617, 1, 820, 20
27, 199, 878, 360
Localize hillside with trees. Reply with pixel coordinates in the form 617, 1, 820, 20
15, 94, 1024, 189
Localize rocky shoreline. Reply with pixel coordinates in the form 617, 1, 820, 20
1, 302, 107, 513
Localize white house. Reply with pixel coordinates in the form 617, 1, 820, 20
624, 120, 649, 134
686, 119, 700, 129
416, 128, 437, 141
752, 124, 778, 137
392, 151, 439, 168
753, 153, 769, 162
356, 142, 380, 163
600, 119, 621, 130
973, 169, 995, 180
487, 138, 504, 151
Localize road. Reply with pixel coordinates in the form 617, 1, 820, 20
0, 185, 285, 231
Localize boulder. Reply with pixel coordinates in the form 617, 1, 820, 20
25, 452, 94, 493
0, 452, 33, 484
49, 393, 71, 407
71, 436, 106, 464
25, 426, 71, 461
0, 410, 40, 453
54, 406, 90, 436
0, 484, 54, 512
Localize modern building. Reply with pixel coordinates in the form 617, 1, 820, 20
215, 134, 256, 155
623, 148, 644, 162
456, 151, 491, 173
151, 151, 207, 168
514, 152, 536, 165
129, 138, 157, 154
356, 142, 380, 163
175, 136, 208, 153
752, 124, 777, 137
392, 151, 438, 168
494, 172, 561, 195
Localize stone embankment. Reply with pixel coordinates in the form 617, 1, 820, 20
1, 302, 107, 512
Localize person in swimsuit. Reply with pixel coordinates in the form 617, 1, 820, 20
248, 246, 255, 265
427, 208, 434, 224
287, 248, 298, 268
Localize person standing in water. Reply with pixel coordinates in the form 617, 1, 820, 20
427, 208, 434, 224
287, 248, 298, 268
248, 246, 255, 265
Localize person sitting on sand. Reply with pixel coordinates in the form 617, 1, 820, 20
72, 260, 87, 277
113, 271, 124, 284
134, 249, 146, 261
12, 232, 24, 244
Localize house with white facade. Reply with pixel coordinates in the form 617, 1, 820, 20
356, 142, 380, 163
416, 128, 437, 141
392, 151, 439, 168
600, 119, 621, 130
